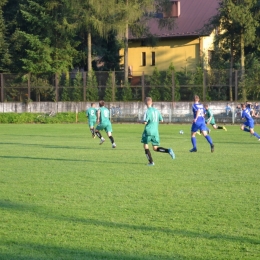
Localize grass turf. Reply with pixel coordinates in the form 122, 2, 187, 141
0, 123, 260, 260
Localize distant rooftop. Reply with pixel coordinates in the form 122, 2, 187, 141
129, 0, 220, 39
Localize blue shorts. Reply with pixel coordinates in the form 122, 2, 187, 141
191, 121, 208, 133
244, 120, 254, 129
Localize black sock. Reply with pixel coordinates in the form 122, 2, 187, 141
90, 128, 95, 135
145, 149, 153, 163
217, 126, 223, 129
156, 147, 169, 153
95, 131, 102, 139
109, 136, 114, 144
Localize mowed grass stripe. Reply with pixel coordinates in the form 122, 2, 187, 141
0, 124, 259, 260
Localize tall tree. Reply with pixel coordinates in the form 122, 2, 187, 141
18, 0, 78, 74
211, 0, 258, 100
0, 0, 11, 72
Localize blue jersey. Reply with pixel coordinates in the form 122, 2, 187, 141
192, 103, 205, 123
242, 108, 253, 123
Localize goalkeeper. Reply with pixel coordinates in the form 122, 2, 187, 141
204, 104, 227, 131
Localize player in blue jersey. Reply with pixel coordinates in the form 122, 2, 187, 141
86, 103, 97, 138
141, 97, 175, 166
240, 103, 260, 141
190, 95, 214, 152
95, 100, 116, 148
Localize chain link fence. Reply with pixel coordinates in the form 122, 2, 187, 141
0, 69, 259, 103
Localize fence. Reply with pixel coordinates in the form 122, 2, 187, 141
0, 69, 259, 103
1, 101, 259, 124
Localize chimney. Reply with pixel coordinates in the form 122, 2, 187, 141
163, 1, 180, 18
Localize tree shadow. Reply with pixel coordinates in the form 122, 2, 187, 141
1, 200, 259, 246
0, 243, 199, 260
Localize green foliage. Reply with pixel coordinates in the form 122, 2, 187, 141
104, 71, 115, 101
86, 70, 98, 101
148, 66, 161, 101
177, 66, 204, 101
0, 112, 87, 124
71, 71, 83, 101
60, 72, 71, 101
121, 82, 132, 101
0, 0, 11, 72
162, 63, 180, 101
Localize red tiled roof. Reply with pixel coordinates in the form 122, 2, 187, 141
130, 0, 220, 39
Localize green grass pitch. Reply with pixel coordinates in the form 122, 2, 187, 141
0, 123, 260, 260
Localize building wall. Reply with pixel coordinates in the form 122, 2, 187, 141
120, 34, 215, 76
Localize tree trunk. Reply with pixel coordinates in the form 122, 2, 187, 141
229, 37, 234, 101
124, 0, 129, 84
241, 31, 246, 101
87, 31, 92, 72
124, 24, 128, 85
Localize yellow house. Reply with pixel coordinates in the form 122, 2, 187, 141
120, 0, 219, 77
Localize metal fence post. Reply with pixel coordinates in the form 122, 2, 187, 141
142, 72, 144, 102
203, 69, 206, 101
112, 71, 115, 102
0, 73, 3, 102
28, 73, 31, 101
55, 73, 59, 102
235, 70, 238, 102
83, 72, 86, 102
172, 71, 175, 102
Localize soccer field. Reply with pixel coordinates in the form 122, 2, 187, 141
0, 124, 260, 260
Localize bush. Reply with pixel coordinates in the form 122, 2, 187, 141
0, 112, 87, 124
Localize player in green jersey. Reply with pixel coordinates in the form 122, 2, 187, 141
95, 100, 116, 148
86, 103, 97, 138
204, 104, 227, 131
141, 97, 175, 166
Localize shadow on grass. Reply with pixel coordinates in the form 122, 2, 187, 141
0, 142, 101, 150
1, 200, 259, 246
0, 243, 198, 260
0, 155, 143, 165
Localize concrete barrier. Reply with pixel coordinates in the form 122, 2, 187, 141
0, 101, 259, 124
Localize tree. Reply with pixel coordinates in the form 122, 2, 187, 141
8, 0, 78, 74
0, 0, 11, 72
148, 67, 161, 101
86, 70, 99, 101
210, 0, 259, 101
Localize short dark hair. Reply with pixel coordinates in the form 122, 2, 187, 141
99, 100, 105, 107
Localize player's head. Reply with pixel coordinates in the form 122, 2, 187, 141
241, 103, 246, 110
91, 103, 95, 107
194, 95, 200, 102
145, 97, 153, 106
99, 100, 105, 107
204, 104, 209, 109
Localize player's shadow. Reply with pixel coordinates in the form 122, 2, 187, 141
0, 155, 143, 165
0, 200, 259, 247
0, 142, 102, 150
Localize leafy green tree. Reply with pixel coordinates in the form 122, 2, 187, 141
0, 0, 11, 72
86, 70, 99, 101
211, 0, 259, 100
148, 67, 161, 101
71, 71, 83, 101
121, 82, 132, 101
60, 72, 71, 101
13, 0, 78, 73
104, 71, 116, 101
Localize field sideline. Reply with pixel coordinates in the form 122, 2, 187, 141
0, 124, 260, 260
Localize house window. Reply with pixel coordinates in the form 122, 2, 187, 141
142, 52, 146, 66
151, 52, 155, 66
